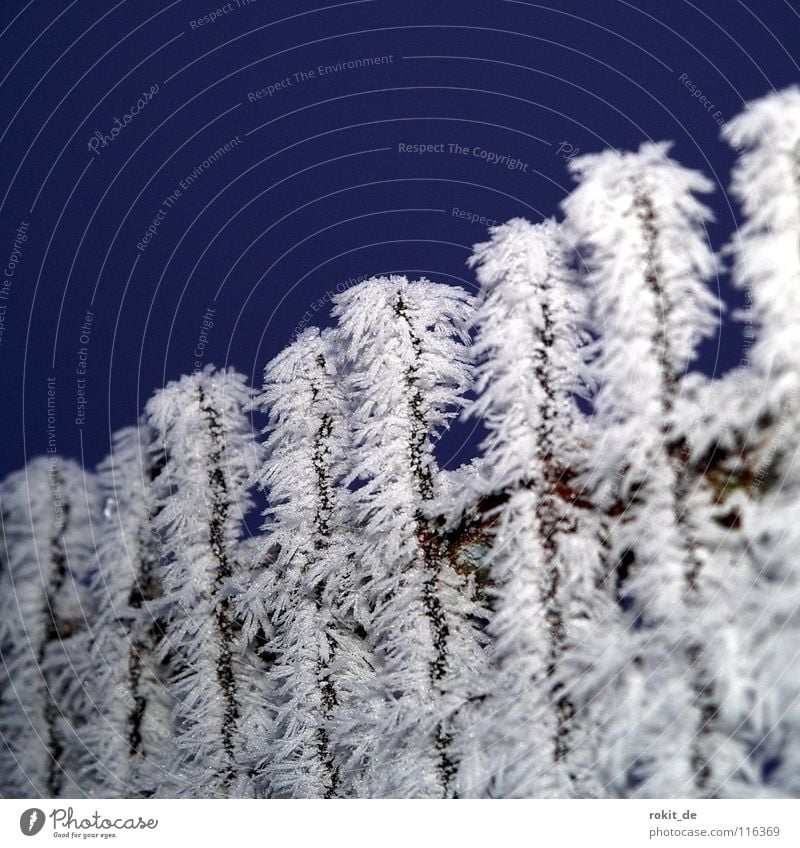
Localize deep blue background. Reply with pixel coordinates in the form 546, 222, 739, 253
1, 0, 798, 479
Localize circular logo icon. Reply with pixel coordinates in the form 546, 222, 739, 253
19, 809, 45, 836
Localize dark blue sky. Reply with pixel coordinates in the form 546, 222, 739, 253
1, 0, 798, 479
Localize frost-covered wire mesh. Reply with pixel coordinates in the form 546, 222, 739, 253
2, 88, 800, 798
